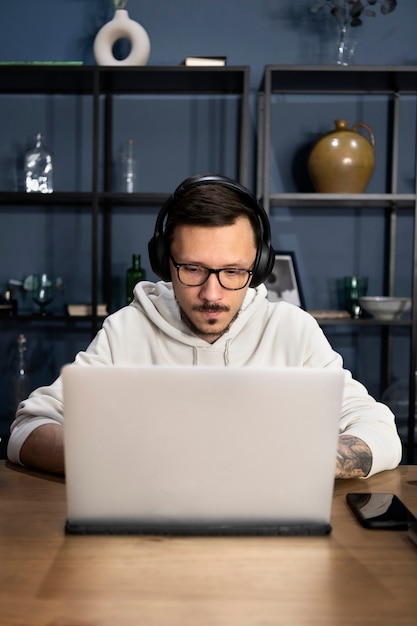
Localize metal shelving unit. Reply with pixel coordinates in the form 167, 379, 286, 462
257, 65, 417, 463
0, 64, 251, 335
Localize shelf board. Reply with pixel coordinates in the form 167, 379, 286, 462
97, 65, 250, 95
267, 193, 417, 209
0, 314, 107, 324
261, 65, 417, 94
99, 192, 170, 205
0, 191, 171, 207
0, 191, 93, 206
0, 65, 250, 96
314, 317, 412, 327
0, 65, 96, 95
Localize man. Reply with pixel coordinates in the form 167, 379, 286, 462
7, 174, 402, 477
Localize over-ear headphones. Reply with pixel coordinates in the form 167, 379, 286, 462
148, 174, 275, 287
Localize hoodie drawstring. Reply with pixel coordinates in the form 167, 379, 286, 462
192, 340, 231, 366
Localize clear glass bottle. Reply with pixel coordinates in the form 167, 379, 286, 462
120, 138, 136, 193
10, 334, 30, 416
126, 254, 145, 303
24, 133, 53, 193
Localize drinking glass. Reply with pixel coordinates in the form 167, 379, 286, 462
32, 273, 54, 314
344, 276, 368, 318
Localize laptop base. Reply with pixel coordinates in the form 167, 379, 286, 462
65, 520, 332, 536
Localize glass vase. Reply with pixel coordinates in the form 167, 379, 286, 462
336, 24, 357, 66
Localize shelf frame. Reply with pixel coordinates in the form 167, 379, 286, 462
257, 65, 417, 463
0, 64, 251, 337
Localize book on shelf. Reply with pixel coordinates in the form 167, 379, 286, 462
181, 56, 227, 67
66, 303, 108, 317
308, 310, 350, 320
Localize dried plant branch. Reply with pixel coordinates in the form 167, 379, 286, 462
311, 0, 397, 27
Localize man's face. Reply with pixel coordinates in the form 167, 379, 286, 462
170, 217, 257, 343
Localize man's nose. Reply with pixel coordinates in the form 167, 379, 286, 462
198, 272, 223, 299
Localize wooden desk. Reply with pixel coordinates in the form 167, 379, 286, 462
1, 461, 417, 626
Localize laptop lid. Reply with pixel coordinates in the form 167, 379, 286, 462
62, 365, 344, 535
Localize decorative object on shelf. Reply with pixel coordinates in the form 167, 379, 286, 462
181, 56, 227, 67
126, 254, 145, 304
32, 273, 54, 315
24, 133, 53, 193
93, 0, 150, 66
359, 296, 412, 320
120, 139, 136, 192
0, 289, 17, 317
310, 1, 398, 66
344, 275, 368, 318
10, 334, 30, 417
334, 22, 357, 66
265, 252, 305, 308
66, 303, 108, 317
308, 119, 375, 193
308, 310, 350, 319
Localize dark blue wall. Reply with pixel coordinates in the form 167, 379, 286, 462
1, 1, 415, 84
1, 1, 416, 443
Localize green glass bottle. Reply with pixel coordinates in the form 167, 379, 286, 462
126, 254, 145, 304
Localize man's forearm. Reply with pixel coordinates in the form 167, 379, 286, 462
335, 434, 372, 479
17, 426, 372, 479
19, 423, 65, 475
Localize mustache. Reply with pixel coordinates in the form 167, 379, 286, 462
193, 303, 230, 313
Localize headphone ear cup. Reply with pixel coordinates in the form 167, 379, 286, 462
251, 241, 275, 287
148, 232, 171, 281
148, 195, 174, 281
249, 198, 275, 287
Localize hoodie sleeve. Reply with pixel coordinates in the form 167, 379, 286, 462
297, 308, 402, 477
337, 369, 402, 477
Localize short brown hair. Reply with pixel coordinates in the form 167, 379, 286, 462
164, 181, 261, 251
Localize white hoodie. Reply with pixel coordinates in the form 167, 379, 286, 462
8, 281, 402, 476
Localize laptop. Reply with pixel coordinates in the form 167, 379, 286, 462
62, 365, 344, 536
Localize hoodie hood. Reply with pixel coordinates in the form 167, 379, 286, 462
130, 280, 270, 366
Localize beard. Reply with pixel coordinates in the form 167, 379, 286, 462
177, 301, 238, 342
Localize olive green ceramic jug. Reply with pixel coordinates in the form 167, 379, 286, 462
308, 119, 375, 193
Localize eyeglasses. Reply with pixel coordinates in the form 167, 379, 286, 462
170, 255, 253, 290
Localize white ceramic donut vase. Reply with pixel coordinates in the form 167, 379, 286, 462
94, 9, 151, 66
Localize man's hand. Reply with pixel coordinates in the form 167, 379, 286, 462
19, 423, 65, 475
335, 434, 372, 479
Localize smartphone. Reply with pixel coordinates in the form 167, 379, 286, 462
346, 492, 416, 530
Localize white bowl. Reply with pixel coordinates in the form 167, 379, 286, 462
358, 296, 412, 320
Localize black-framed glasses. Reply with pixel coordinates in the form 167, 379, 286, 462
170, 255, 253, 290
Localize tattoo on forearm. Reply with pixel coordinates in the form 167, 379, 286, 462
336, 435, 372, 479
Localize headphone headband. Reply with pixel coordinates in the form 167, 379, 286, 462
148, 174, 275, 287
